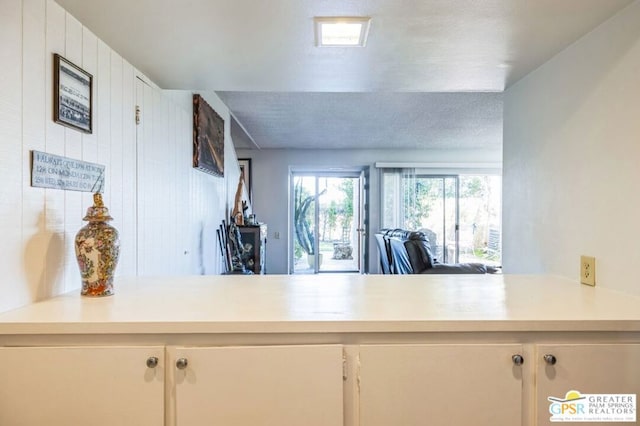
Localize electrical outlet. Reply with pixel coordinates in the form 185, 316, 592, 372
580, 255, 596, 286
274, 231, 280, 239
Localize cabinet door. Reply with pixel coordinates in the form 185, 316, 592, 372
0, 346, 164, 426
359, 344, 524, 426
169, 344, 343, 426
536, 344, 640, 425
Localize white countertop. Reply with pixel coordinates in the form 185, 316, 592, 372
1, 274, 640, 335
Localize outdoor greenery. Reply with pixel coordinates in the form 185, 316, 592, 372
293, 180, 324, 255
294, 177, 354, 259
319, 179, 353, 241
383, 172, 501, 263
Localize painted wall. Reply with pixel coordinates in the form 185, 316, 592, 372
236, 148, 502, 274
503, 1, 640, 293
0, 0, 234, 313
135, 88, 237, 278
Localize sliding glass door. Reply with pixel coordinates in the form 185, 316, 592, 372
382, 170, 501, 266
291, 171, 366, 274
383, 174, 457, 262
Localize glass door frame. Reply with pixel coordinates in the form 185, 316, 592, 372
382, 172, 461, 264
289, 169, 368, 274
405, 174, 460, 264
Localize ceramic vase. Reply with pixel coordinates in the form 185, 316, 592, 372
75, 193, 120, 296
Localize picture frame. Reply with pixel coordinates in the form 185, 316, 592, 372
238, 158, 252, 201
193, 94, 225, 176
53, 53, 93, 133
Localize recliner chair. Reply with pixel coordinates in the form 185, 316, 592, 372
376, 228, 498, 274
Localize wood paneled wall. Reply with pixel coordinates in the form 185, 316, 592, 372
0, 0, 229, 313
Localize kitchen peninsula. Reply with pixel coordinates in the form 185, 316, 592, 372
1, 274, 640, 426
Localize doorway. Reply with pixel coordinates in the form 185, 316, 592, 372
290, 170, 368, 274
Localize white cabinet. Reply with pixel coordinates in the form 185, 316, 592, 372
4, 342, 639, 426
358, 344, 524, 426
0, 344, 343, 426
167, 344, 344, 426
0, 346, 164, 426
535, 344, 640, 425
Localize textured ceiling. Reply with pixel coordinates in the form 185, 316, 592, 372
55, 0, 634, 150
219, 92, 503, 150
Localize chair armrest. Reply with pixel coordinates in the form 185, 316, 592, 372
421, 263, 488, 274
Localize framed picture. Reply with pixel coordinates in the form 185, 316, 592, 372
238, 158, 252, 201
53, 53, 92, 133
193, 94, 224, 176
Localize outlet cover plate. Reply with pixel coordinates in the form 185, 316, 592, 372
580, 255, 596, 286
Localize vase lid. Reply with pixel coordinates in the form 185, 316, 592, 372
83, 193, 113, 222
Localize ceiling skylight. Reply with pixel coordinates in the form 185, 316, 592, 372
314, 17, 371, 47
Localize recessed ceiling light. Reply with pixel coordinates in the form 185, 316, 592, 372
314, 17, 371, 47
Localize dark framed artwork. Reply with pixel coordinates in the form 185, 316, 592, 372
53, 53, 93, 133
238, 158, 252, 201
193, 94, 224, 176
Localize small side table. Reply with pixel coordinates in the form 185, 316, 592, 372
238, 224, 267, 274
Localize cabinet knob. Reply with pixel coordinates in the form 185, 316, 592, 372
512, 354, 524, 366
146, 356, 159, 368
176, 358, 189, 370
543, 354, 557, 365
